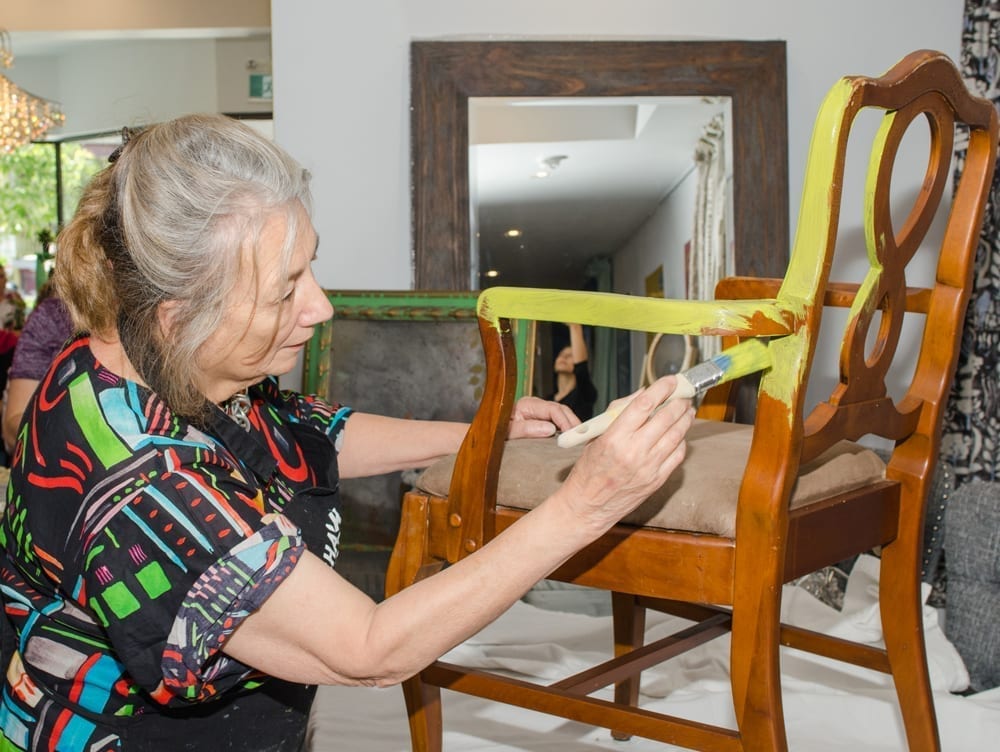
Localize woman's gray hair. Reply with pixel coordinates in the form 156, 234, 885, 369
57, 114, 313, 423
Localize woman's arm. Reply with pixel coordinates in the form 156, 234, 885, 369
2, 297, 74, 452
2, 378, 38, 453
335, 413, 468, 477
568, 322, 589, 364
223, 376, 693, 686
336, 397, 580, 478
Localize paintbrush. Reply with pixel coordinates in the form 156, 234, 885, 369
556, 338, 772, 448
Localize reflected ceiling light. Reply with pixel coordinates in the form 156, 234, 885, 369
485, 269, 500, 278
0, 30, 65, 154
532, 154, 567, 180
504, 228, 521, 238
540, 154, 568, 171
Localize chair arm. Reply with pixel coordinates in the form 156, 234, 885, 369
477, 287, 797, 337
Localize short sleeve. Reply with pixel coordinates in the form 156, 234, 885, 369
159, 514, 305, 702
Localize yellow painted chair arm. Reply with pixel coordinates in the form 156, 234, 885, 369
476, 287, 798, 338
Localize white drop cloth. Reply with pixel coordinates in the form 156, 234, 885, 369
307, 555, 1000, 751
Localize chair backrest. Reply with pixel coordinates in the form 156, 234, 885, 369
723, 50, 997, 541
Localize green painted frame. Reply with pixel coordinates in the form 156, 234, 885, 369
301, 290, 534, 401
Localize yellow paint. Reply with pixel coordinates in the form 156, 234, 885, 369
759, 333, 805, 411
761, 79, 859, 411
778, 79, 855, 310
718, 338, 771, 379
477, 287, 790, 336
849, 113, 894, 326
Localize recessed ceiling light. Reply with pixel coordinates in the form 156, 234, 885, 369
540, 154, 568, 171
504, 229, 521, 238
485, 269, 500, 278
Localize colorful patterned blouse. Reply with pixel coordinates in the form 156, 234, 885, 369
0, 335, 352, 751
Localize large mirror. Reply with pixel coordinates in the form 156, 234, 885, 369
411, 39, 789, 291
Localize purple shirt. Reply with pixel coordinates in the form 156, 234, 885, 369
8, 295, 74, 380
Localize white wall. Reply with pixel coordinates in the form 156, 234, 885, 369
7, 38, 271, 136
615, 170, 699, 381
271, 0, 963, 293
215, 37, 273, 116
615, 172, 698, 302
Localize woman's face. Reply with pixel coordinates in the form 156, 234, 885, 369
195, 200, 333, 402
554, 346, 574, 373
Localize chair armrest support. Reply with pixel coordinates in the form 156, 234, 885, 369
445, 315, 518, 561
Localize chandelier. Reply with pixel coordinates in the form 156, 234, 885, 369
0, 30, 65, 154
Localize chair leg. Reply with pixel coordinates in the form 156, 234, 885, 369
879, 539, 941, 751
387, 493, 447, 751
730, 576, 787, 751
610, 591, 646, 741
401, 674, 444, 752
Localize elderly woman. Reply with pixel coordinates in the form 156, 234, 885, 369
0, 115, 693, 751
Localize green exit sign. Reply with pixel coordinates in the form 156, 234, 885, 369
249, 74, 273, 100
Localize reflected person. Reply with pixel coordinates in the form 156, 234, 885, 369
547, 322, 598, 421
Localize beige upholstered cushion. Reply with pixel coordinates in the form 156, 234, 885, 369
416, 419, 886, 537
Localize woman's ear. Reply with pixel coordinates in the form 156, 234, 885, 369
157, 299, 182, 339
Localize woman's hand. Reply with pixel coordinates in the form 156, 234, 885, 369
508, 396, 579, 439
554, 375, 694, 535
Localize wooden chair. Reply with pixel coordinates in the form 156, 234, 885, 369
384, 50, 998, 751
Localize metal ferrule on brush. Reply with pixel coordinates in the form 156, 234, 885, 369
680, 359, 726, 393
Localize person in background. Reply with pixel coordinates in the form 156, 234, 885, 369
0, 266, 24, 463
0, 266, 25, 332
0, 114, 694, 751
547, 322, 599, 421
1, 273, 74, 455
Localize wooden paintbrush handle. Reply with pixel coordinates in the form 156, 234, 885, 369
556, 374, 697, 448
557, 407, 623, 448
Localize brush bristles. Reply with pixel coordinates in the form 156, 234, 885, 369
709, 339, 772, 382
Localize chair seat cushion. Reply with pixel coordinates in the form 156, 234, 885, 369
416, 419, 886, 537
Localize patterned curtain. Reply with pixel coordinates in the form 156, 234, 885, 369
688, 114, 729, 361
941, 1, 1000, 485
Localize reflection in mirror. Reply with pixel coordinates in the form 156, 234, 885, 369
470, 95, 733, 295
411, 40, 788, 408
470, 93, 736, 402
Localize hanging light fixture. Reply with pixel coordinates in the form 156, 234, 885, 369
0, 30, 65, 154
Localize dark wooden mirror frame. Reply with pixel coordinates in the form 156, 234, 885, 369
411, 39, 789, 290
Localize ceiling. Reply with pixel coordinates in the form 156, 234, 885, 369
472, 96, 731, 290
7, 28, 267, 57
